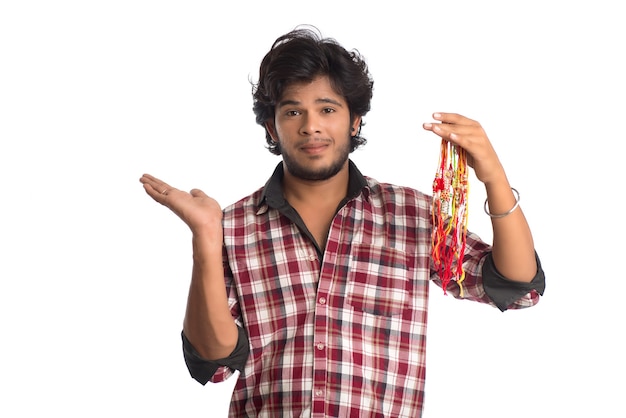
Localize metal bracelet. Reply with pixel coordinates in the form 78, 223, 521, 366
484, 187, 520, 218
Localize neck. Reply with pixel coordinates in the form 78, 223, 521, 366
282, 161, 350, 207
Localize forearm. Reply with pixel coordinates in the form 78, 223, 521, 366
485, 179, 537, 283
183, 233, 239, 360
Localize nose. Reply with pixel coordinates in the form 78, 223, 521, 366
299, 113, 322, 136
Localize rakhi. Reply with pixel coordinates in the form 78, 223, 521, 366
431, 138, 469, 296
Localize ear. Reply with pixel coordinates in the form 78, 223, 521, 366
265, 120, 279, 143
351, 116, 362, 134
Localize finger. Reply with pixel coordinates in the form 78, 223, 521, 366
140, 173, 160, 182
422, 122, 468, 140
432, 112, 478, 126
424, 119, 484, 144
434, 123, 478, 139
142, 183, 168, 203
140, 174, 174, 196
139, 173, 166, 188
140, 177, 179, 208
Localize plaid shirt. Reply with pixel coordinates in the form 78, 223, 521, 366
206, 161, 544, 417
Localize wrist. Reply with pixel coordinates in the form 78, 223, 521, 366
192, 229, 224, 260
484, 187, 520, 218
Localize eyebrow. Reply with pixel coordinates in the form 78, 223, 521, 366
277, 97, 344, 108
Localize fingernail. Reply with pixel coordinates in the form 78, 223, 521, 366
433, 113, 442, 120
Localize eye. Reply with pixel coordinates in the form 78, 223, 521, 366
322, 107, 335, 114
285, 110, 300, 117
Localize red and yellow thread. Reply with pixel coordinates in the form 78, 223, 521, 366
431, 139, 469, 296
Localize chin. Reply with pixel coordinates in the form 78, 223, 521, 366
286, 159, 346, 182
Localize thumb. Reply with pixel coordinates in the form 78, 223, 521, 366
189, 188, 208, 198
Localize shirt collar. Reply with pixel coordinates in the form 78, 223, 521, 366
257, 159, 369, 211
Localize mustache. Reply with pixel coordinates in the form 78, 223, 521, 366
296, 137, 332, 147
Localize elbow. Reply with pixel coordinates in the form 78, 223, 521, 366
183, 323, 239, 360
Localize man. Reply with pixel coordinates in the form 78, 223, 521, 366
140, 27, 545, 417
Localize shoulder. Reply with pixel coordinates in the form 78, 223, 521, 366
223, 187, 265, 215
365, 176, 432, 207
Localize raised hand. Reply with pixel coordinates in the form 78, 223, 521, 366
422, 112, 506, 186
139, 173, 223, 236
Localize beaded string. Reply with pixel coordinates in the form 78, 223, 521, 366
431, 139, 469, 296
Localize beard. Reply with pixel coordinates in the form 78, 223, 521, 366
280, 135, 352, 181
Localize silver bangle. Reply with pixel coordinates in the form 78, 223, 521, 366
484, 187, 520, 218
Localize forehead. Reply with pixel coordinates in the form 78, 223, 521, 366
280, 76, 345, 104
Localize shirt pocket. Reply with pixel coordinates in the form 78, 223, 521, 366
347, 244, 414, 316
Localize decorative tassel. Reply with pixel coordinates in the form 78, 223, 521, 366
431, 139, 469, 296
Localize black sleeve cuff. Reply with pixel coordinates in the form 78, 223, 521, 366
181, 326, 249, 385
482, 252, 546, 312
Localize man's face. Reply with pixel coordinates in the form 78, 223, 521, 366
266, 76, 360, 181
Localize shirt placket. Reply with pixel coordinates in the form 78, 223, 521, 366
310, 206, 351, 418
311, 255, 332, 417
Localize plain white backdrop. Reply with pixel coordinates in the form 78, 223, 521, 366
1, 1, 624, 417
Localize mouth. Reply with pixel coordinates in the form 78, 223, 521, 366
300, 140, 330, 155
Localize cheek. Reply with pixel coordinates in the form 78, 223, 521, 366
275, 119, 297, 136
269, 122, 286, 141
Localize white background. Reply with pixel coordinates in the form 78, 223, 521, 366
1, 1, 624, 417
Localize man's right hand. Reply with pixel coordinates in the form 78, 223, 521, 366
139, 173, 223, 237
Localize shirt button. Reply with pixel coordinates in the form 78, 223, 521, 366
308, 254, 317, 261
318, 297, 326, 305
316, 343, 325, 350
315, 389, 323, 397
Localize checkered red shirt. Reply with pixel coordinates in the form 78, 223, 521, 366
212, 161, 543, 417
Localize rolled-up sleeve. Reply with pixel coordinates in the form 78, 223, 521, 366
181, 326, 249, 385
482, 251, 546, 312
